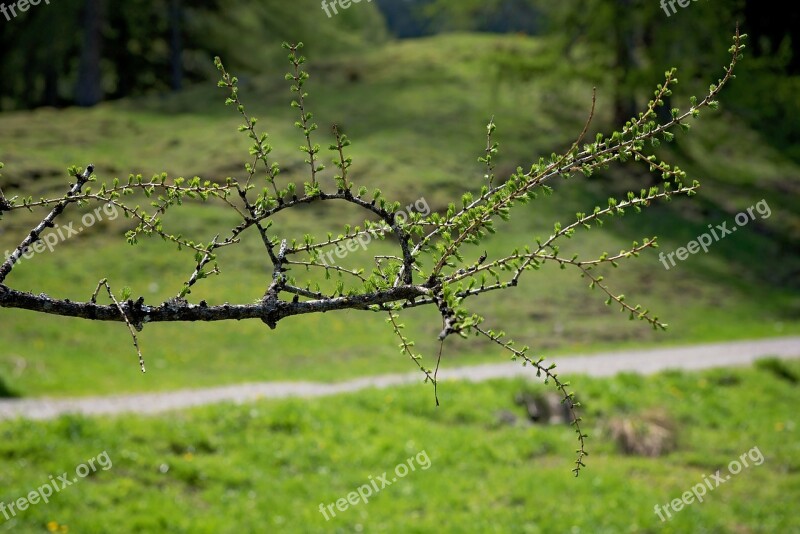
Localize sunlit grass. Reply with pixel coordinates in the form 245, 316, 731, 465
0, 360, 797, 532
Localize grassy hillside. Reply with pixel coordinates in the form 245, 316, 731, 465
0, 359, 797, 532
0, 33, 798, 397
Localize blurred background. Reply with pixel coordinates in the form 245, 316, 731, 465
0, 1, 798, 532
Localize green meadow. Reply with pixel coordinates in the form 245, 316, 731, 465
0, 12, 798, 532
1, 34, 798, 398
0, 359, 798, 532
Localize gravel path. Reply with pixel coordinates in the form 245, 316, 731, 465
1, 336, 798, 421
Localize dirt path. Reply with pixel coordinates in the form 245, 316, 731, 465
1, 336, 798, 421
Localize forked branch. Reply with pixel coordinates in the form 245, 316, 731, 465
0, 31, 747, 475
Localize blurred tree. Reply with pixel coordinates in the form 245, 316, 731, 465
425, 0, 541, 34
169, 0, 183, 91
742, 0, 800, 74
418, 0, 799, 160
727, 1, 800, 161
0, 2, 82, 109
75, 0, 104, 107
425, 0, 743, 123
374, 0, 435, 38
0, 0, 386, 110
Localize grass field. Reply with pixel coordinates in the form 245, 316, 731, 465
0, 358, 798, 532
0, 33, 798, 398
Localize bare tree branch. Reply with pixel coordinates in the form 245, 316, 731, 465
0, 31, 747, 475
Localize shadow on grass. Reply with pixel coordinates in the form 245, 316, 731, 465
0, 375, 20, 398
756, 357, 799, 384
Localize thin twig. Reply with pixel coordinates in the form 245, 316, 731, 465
92, 278, 146, 373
